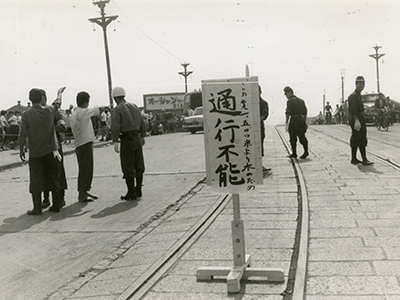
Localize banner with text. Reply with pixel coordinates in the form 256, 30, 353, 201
143, 92, 185, 111
202, 77, 263, 193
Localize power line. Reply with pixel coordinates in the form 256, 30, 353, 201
110, 0, 185, 62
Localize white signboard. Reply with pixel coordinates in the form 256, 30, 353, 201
202, 77, 263, 193
143, 92, 185, 111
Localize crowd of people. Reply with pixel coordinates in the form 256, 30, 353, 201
0, 103, 190, 153
12, 86, 147, 215
313, 102, 348, 125
0, 109, 22, 150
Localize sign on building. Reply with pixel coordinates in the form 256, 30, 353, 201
202, 77, 263, 193
143, 92, 185, 111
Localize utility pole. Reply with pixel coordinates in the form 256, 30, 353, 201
89, 0, 118, 108
178, 62, 193, 93
323, 89, 326, 117
340, 69, 345, 104
369, 45, 385, 93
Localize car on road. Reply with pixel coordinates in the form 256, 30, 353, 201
362, 93, 379, 124
183, 106, 203, 134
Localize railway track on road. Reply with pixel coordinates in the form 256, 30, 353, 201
275, 124, 400, 300
275, 127, 310, 300
309, 126, 400, 171
117, 192, 232, 300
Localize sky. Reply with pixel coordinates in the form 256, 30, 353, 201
2, 0, 400, 124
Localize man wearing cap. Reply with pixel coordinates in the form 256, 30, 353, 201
70, 91, 100, 202
111, 86, 146, 201
284, 86, 309, 159
348, 76, 373, 165
19, 87, 65, 215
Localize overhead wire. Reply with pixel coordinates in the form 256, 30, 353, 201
110, 0, 185, 63
109, 0, 205, 81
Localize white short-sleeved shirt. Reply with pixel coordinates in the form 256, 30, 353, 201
70, 106, 100, 148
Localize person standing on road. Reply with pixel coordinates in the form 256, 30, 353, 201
324, 101, 332, 124
19, 87, 65, 215
70, 91, 100, 202
111, 86, 146, 201
284, 86, 309, 159
348, 76, 373, 165
259, 85, 271, 173
39, 89, 68, 209
0, 110, 9, 151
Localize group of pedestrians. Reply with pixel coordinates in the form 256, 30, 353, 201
19, 86, 146, 216
0, 109, 22, 151
283, 75, 373, 166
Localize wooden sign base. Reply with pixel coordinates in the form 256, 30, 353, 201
196, 194, 284, 293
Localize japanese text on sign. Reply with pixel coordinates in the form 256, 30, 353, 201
143, 93, 185, 111
203, 77, 263, 193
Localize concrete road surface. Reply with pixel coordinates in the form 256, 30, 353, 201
0, 132, 205, 300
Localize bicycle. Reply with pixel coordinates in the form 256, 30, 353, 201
375, 108, 389, 131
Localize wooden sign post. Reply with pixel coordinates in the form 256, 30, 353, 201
196, 77, 284, 293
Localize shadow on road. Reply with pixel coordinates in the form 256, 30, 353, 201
0, 202, 91, 236
0, 214, 51, 237
358, 165, 384, 174
90, 200, 139, 219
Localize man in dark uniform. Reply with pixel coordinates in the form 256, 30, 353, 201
111, 86, 146, 201
259, 85, 271, 173
348, 76, 373, 165
284, 86, 309, 159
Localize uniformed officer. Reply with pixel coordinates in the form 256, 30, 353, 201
111, 87, 146, 200
348, 76, 373, 165
284, 86, 309, 159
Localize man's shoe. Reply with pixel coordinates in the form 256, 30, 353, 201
289, 153, 297, 158
41, 199, 50, 208
85, 192, 98, 200
49, 206, 60, 212
300, 151, 309, 159
351, 159, 363, 165
78, 197, 94, 203
27, 209, 42, 215
362, 160, 374, 166
60, 200, 66, 207
120, 194, 137, 201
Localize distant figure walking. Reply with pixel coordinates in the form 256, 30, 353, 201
284, 86, 309, 159
348, 76, 373, 165
324, 101, 332, 124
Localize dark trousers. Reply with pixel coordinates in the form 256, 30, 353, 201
350, 125, 367, 148
261, 123, 265, 157
75, 142, 93, 192
120, 135, 145, 179
29, 152, 60, 194
289, 118, 308, 146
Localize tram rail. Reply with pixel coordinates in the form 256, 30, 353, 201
118, 193, 231, 300
275, 127, 310, 300
275, 124, 400, 300
309, 126, 400, 170
122, 127, 313, 300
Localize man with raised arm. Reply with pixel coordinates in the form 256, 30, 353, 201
19, 87, 66, 215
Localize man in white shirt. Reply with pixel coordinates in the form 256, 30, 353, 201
70, 91, 100, 202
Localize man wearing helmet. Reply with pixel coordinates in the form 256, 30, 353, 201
111, 86, 146, 201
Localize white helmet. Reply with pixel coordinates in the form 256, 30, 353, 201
112, 86, 126, 98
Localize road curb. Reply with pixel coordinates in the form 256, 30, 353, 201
0, 141, 112, 172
